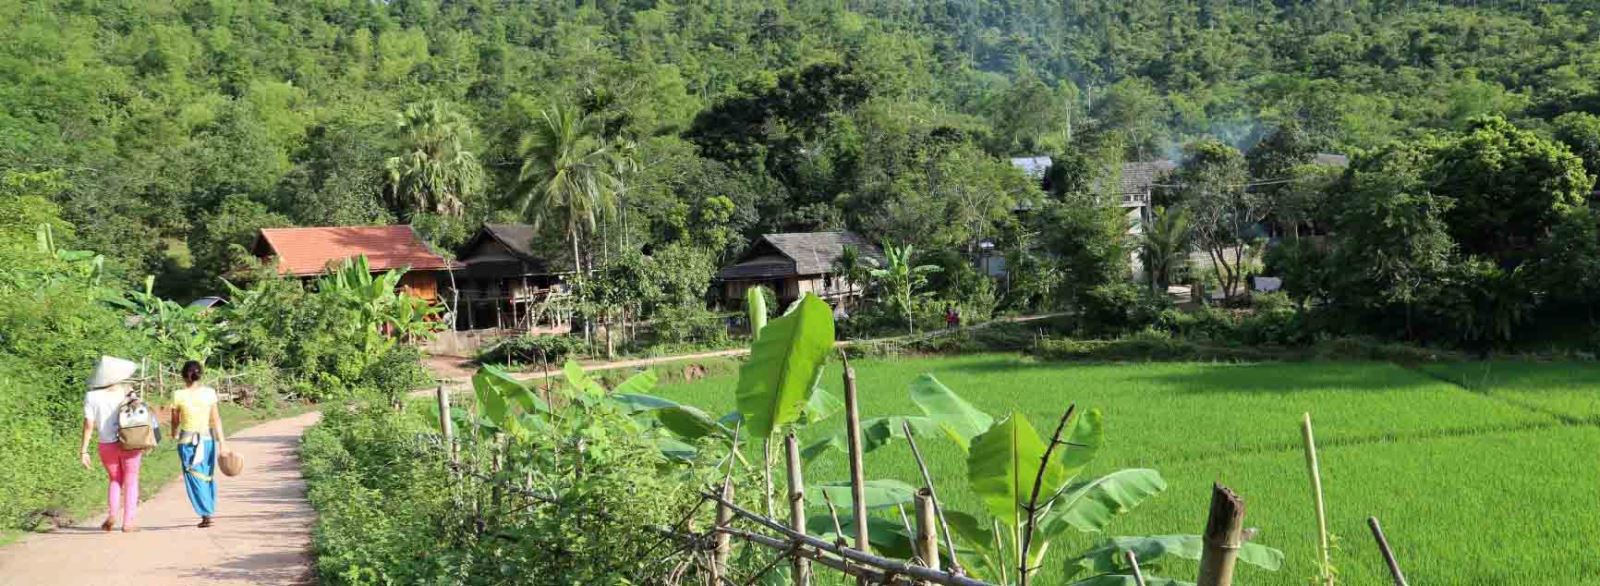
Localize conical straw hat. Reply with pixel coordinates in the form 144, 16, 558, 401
87, 356, 139, 390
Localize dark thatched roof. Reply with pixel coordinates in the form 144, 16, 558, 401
719, 232, 884, 280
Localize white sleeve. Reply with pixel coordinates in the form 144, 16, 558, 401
83, 393, 96, 423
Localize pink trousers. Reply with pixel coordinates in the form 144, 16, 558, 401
97, 442, 142, 527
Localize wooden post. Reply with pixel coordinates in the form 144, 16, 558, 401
841, 353, 871, 570
711, 482, 734, 586
1302, 413, 1334, 586
1197, 483, 1245, 586
784, 433, 812, 586
1367, 517, 1408, 586
435, 385, 456, 464
913, 488, 940, 584
1128, 550, 1148, 586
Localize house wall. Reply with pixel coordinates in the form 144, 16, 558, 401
399, 271, 440, 301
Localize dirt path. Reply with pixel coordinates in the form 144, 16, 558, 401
0, 412, 322, 586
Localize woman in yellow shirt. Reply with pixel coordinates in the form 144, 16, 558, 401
171, 361, 226, 528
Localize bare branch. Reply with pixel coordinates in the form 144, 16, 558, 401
902, 420, 966, 576
1018, 404, 1075, 586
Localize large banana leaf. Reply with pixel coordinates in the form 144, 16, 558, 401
796, 379, 843, 425
967, 412, 1065, 531
611, 369, 659, 395
1071, 535, 1284, 576
734, 293, 835, 438
612, 393, 727, 439
800, 415, 941, 462
805, 513, 919, 559
1058, 408, 1104, 481
807, 479, 918, 511
472, 366, 519, 428
1038, 469, 1167, 536
910, 374, 993, 451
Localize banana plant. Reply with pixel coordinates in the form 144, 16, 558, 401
114, 275, 218, 361
800, 374, 1282, 585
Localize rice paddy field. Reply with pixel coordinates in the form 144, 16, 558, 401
649, 354, 1600, 585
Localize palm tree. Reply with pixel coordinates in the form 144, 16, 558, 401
512, 105, 620, 276
1138, 206, 1193, 293
383, 100, 483, 218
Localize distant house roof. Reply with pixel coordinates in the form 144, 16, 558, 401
1311, 153, 1350, 167
1010, 156, 1053, 179
719, 232, 885, 280
457, 223, 574, 274
254, 225, 455, 277
1116, 160, 1181, 196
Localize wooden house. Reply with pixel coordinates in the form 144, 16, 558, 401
718, 232, 884, 308
452, 223, 575, 331
252, 225, 456, 301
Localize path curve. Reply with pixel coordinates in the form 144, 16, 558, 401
0, 412, 322, 586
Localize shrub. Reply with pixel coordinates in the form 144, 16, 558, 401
477, 333, 586, 366
651, 304, 732, 345
1079, 282, 1172, 336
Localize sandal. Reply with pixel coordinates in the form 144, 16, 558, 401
121, 525, 139, 533
197, 517, 213, 528
100, 518, 114, 532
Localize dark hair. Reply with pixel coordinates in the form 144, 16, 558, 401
182, 361, 204, 385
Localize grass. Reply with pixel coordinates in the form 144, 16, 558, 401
0, 400, 309, 547
650, 353, 1599, 585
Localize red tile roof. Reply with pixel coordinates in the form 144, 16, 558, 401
255, 225, 456, 277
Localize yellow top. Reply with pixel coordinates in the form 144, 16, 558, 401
171, 385, 218, 434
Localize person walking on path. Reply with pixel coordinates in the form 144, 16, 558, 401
171, 361, 226, 528
80, 356, 143, 533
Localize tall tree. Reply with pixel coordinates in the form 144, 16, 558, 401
513, 105, 620, 276
383, 100, 483, 219
1172, 140, 1260, 299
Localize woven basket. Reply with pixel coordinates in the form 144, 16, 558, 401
219, 451, 244, 477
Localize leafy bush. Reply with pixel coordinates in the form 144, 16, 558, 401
477, 332, 586, 366
1079, 283, 1173, 336
651, 304, 732, 345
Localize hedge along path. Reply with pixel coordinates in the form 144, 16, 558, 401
0, 411, 321, 585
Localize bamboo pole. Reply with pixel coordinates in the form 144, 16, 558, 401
841, 352, 871, 568
1367, 517, 1408, 586
704, 492, 993, 586
785, 433, 812, 586
1197, 483, 1245, 586
1302, 413, 1334, 586
1127, 550, 1148, 586
721, 527, 913, 586
914, 488, 940, 585
902, 420, 965, 576
435, 384, 456, 465
764, 439, 777, 518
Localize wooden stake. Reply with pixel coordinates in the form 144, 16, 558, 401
1302, 413, 1334, 586
1128, 550, 1148, 586
841, 352, 871, 567
914, 488, 940, 584
903, 420, 965, 576
1367, 517, 1408, 586
784, 433, 811, 586
1197, 483, 1245, 586
435, 385, 456, 465
711, 482, 734, 586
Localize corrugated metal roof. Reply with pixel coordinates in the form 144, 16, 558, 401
256, 225, 455, 277
1010, 155, 1053, 179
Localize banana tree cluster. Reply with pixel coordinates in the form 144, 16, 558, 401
315, 256, 444, 353
114, 275, 217, 362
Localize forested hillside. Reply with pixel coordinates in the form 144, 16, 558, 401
5, 0, 1600, 298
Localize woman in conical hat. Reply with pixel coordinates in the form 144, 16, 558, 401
80, 356, 143, 532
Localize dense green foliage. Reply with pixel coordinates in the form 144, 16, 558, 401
16, 0, 1600, 330
654, 353, 1600, 584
